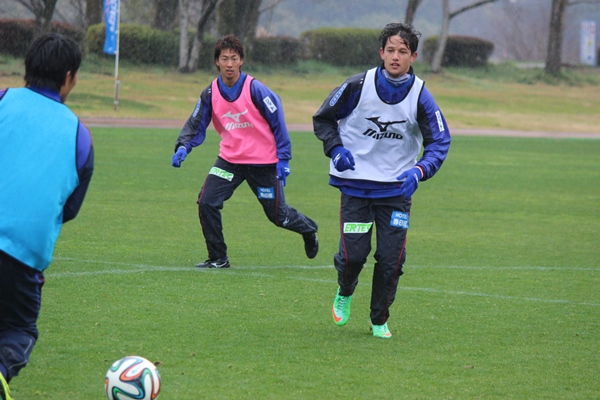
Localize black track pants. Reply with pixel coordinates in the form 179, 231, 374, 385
334, 193, 411, 325
0, 251, 42, 382
197, 157, 318, 260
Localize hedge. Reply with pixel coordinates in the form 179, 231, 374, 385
2, 21, 505, 70
87, 23, 179, 65
421, 35, 494, 68
252, 36, 302, 65
301, 27, 381, 67
86, 23, 222, 69
0, 19, 85, 57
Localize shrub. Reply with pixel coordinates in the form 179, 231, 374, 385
301, 27, 380, 67
252, 36, 302, 65
0, 19, 85, 57
86, 23, 179, 65
87, 24, 219, 69
421, 35, 494, 68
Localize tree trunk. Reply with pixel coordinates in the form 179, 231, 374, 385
430, 0, 449, 73
184, 0, 220, 73
152, 0, 179, 30
17, 0, 59, 39
404, 0, 423, 25
545, 0, 568, 75
178, 0, 191, 71
217, 0, 261, 60
86, 0, 103, 26
430, 0, 497, 73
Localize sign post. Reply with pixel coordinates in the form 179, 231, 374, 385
103, 0, 121, 110
580, 21, 597, 67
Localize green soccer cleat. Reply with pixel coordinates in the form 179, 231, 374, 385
370, 322, 392, 339
332, 288, 352, 326
0, 374, 13, 400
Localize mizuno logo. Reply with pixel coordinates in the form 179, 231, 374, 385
366, 116, 406, 131
225, 121, 253, 130
222, 109, 248, 122
221, 109, 253, 131
362, 116, 406, 140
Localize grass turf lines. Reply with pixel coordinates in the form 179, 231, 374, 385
8, 128, 599, 399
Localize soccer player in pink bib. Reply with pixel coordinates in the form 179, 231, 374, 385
172, 35, 318, 269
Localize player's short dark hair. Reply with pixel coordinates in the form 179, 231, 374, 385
25, 33, 82, 93
379, 22, 421, 53
214, 34, 245, 63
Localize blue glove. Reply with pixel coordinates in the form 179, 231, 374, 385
171, 146, 187, 168
276, 159, 291, 186
330, 146, 355, 172
397, 167, 423, 198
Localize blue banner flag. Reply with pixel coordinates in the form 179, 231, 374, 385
103, 0, 118, 55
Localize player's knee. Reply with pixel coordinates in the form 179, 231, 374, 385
0, 334, 36, 380
197, 195, 222, 211
264, 208, 287, 227
336, 252, 368, 266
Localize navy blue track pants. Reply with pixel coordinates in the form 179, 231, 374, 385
0, 251, 43, 382
197, 157, 318, 260
334, 193, 411, 325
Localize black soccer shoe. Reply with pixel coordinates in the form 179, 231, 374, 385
303, 232, 319, 259
196, 257, 230, 269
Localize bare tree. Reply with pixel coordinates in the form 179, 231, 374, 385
544, 0, 599, 74
430, 0, 450, 73
152, 0, 179, 30
430, 0, 498, 73
545, 0, 569, 74
568, 0, 600, 4
404, 0, 423, 25
179, 0, 221, 73
217, 0, 262, 60
15, 0, 59, 38
259, 0, 285, 35
493, 1, 548, 61
86, 0, 103, 26
178, 0, 193, 70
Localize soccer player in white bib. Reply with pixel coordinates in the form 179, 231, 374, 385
172, 35, 319, 269
313, 23, 451, 338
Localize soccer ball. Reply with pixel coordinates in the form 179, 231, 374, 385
105, 356, 161, 400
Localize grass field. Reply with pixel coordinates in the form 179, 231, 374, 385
6, 128, 599, 399
1, 54, 600, 134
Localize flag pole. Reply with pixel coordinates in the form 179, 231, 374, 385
113, 0, 120, 111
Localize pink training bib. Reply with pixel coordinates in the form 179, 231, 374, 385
211, 76, 278, 164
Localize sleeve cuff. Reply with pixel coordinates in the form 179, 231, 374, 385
415, 165, 425, 179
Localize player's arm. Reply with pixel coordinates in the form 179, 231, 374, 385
174, 85, 213, 153
313, 72, 364, 157
415, 86, 451, 181
250, 80, 291, 161
63, 122, 94, 223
